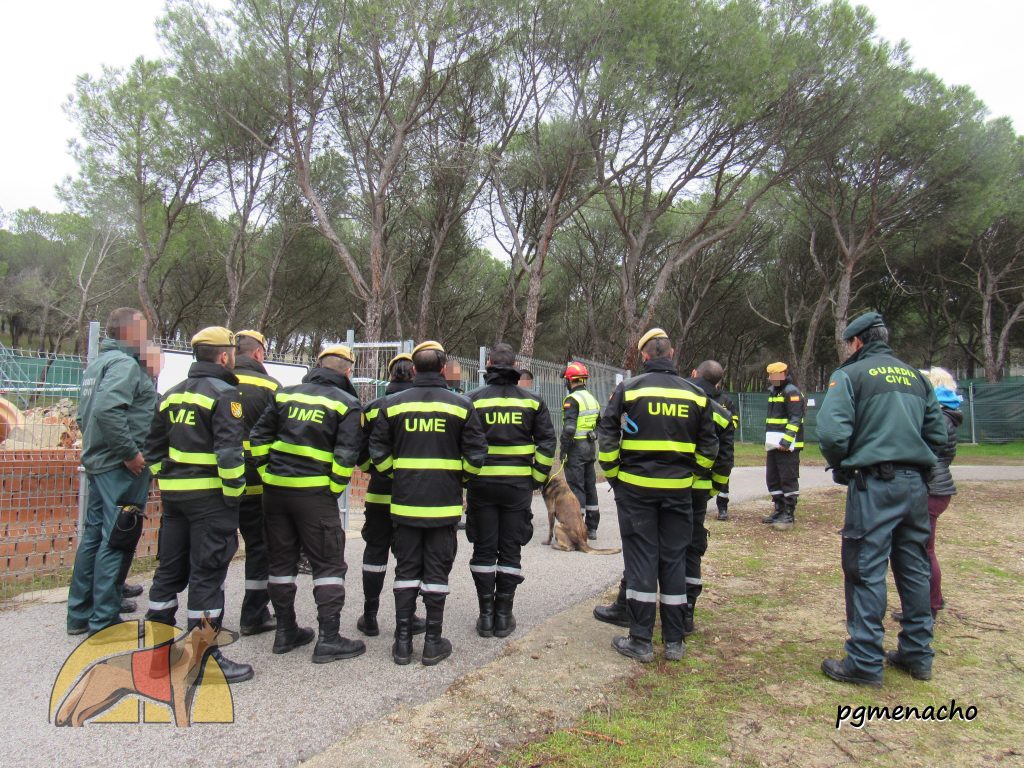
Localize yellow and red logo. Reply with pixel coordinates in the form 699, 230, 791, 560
50, 619, 235, 727
230, 401, 243, 419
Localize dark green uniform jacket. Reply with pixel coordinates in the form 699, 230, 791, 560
369, 371, 488, 527
233, 355, 280, 497
146, 361, 245, 505
597, 357, 718, 493
249, 367, 363, 496
78, 339, 157, 474
688, 377, 736, 495
766, 379, 805, 450
361, 380, 415, 504
817, 340, 946, 469
469, 365, 556, 489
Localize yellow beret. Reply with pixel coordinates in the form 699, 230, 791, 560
637, 327, 669, 351
191, 326, 235, 347
766, 362, 788, 374
413, 340, 445, 355
235, 329, 267, 348
318, 344, 355, 364
388, 352, 412, 369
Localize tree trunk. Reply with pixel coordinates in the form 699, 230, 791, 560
833, 260, 855, 361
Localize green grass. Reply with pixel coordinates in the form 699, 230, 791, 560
731, 440, 1024, 467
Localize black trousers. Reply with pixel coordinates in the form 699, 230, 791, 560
564, 441, 599, 531
146, 494, 239, 630
360, 501, 393, 608
263, 489, 347, 622
766, 449, 800, 505
392, 523, 457, 622
238, 493, 271, 625
614, 482, 692, 643
466, 483, 533, 595
686, 490, 711, 609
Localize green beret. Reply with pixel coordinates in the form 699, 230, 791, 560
843, 311, 886, 341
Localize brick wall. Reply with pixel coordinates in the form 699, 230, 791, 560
347, 468, 368, 508
0, 449, 162, 586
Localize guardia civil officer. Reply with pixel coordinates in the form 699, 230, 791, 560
762, 362, 806, 528
685, 360, 735, 635
356, 353, 426, 638
369, 341, 488, 666
597, 328, 717, 662
145, 327, 252, 682
561, 362, 601, 539
817, 312, 946, 686
67, 308, 156, 636
467, 343, 555, 638
232, 330, 280, 636
250, 345, 365, 663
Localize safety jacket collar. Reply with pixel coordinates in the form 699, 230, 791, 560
187, 360, 238, 385
99, 337, 141, 360
233, 355, 269, 375
483, 365, 521, 386
641, 356, 678, 375
413, 371, 449, 388
303, 366, 359, 397
839, 339, 894, 369
688, 376, 718, 398
385, 380, 415, 396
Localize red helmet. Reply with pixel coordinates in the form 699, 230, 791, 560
563, 361, 589, 380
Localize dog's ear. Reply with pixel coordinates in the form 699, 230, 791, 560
214, 628, 239, 647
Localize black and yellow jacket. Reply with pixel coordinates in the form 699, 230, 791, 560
688, 377, 736, 497
766, 378, 806, 450
597, 357, 718, 493
369, 371, 488, 527
469, 365, 556, 489
361, 380, 414, 507
249, 367, 363, 496
145, 361, 246, 505
233, 355, 280, 498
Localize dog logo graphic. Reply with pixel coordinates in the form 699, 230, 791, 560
50, 618, 236, 727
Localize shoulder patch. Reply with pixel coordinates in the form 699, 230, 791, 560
563, 402, 571, 409
790, 396, 801, 402
230, 402, 243, 419
828, 380, 837, 388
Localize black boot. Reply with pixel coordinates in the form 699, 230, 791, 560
682, 605, 695, 637
770, 499, 796, 530
122, 582, 144, 599
585, 508, 600, 541
411, 613, 427, 635
272, 609, 314, 654
357, 599, 379, 637
211, 648, 254, 684
476, 593, 495, 637
593, 585, 630, 628
120, 598, 138, 613
312, 616, 366, 663
392, 616, 413, 665
716, 499, 729, 521
421, 619, 452, 666
241, 608, 277, 636
611, 635, 655, 663
494, 592, 517, 638
762, 499, 786, 524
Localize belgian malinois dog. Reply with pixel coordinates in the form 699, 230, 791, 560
542, 470, 620, 555
54, 618, 236, 727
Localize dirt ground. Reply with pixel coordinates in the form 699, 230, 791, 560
306, 481, 1024, 768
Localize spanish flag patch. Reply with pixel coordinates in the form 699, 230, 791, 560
790, 396, 801, 402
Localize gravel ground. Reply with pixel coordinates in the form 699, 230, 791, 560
3, 464, 1014, 767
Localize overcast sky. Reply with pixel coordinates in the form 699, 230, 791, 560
1, 0, 1020, 217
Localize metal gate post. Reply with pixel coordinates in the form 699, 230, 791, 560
969, 383, 977, 444
479, 346, 487, 387
77, 321, 102, 536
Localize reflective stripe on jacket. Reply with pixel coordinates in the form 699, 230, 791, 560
597, 357, 718, 493
145, 361, 245, 504
249, 367, 363, 496
369, 371, 488, 526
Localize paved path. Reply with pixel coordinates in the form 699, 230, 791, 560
3, 464, 1020, 767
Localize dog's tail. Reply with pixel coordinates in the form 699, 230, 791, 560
581, 545, 622, 555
